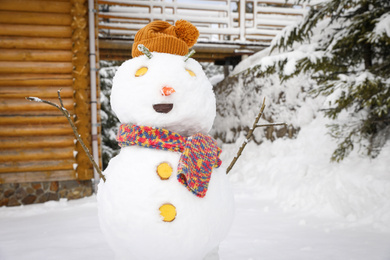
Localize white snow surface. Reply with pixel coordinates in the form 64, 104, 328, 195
1, 153, 389, 260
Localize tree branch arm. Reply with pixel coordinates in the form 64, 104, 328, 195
226, 98, 266, 174
26, 90, 106, 182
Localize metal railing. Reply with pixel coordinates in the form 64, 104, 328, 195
98, 0, 308, 45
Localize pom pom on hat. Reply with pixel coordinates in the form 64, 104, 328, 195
132, 20, 199, 58
174, 20, 198, 48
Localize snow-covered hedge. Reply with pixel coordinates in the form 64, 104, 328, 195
215, 48, 390, 231
211, 55, 318, 144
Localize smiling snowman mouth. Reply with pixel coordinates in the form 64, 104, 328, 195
153, 103, 173, 113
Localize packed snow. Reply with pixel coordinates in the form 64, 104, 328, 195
1, 145, 389, 260
98, 51, 235, 259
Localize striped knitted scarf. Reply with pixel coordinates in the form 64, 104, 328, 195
116, 124, 222, 198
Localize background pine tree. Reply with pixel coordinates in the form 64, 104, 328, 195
100, 60, 120, 169
271, 0, 390, 161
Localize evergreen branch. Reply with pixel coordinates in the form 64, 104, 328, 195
26, 90, 106, 182
256, 122, 287, 128
226, 98, 266, 174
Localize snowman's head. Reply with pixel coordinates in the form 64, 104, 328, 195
111, 52, 216, 137
110, 20, 216, 137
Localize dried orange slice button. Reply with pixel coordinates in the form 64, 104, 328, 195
159, 204, 176, 222
157, 162, 173, 180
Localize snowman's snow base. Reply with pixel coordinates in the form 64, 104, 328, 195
97, 146, 234, 260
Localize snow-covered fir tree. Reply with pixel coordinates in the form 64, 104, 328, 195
100, 61, 120, 169
272, 0, 390, 161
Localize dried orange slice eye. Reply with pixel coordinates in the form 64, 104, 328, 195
186, 69, 195, 77
135, 67, 148, 77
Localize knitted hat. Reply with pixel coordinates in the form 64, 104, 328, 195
132, 20, 199, 58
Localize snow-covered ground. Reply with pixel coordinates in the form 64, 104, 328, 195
0, 183, 389, 260
1, 117, 389, 259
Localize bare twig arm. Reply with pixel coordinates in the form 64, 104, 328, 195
226, 98, 266, 174
226, 99, 287, 174
26, 90, 106, 182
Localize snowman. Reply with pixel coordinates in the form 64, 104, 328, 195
97, 20, 234, 260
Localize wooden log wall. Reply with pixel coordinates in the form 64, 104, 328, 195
0, 0, 100, 184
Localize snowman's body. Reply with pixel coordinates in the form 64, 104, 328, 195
97, 52, 234, 260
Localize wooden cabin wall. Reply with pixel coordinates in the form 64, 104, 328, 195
0, 0, 99, 185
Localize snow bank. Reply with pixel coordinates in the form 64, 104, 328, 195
212, 68, 317, 143
221, 93, 390, 232
213, 8, 390, 232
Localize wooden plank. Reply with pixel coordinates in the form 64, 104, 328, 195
0, 147, 74, 162
0, 170, 76, 184
256, 1, 291, 6
256, 0, 303, 7
72, 0, 95, 181
0, 0, 72, 13
244, 35, 274, 42
98, 12, 229, 26
0, 97, 73, 112
0, 159, 75, 173
0, 115, 69, 125
37, 0, 70, 2
0, 49, 72, 62
98, 0, 229, 12
0, 24, 72, 38
0, 86, 73, 99
99, 50, 132, 61
0, 74, 73, 86
98, 38, 266, 61
99, 39, 132, 50
0, 61, 73, 74
0, 136, 74, 149
99, 24, 141, 32
0, 124, 73, 137
0, 11, 72, 26
255, 10, 303, 16
0, 37, 72, 50
0, 110, 75, 116
100, 25, 242, 36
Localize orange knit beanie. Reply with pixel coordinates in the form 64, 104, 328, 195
132, 20, 199, 58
